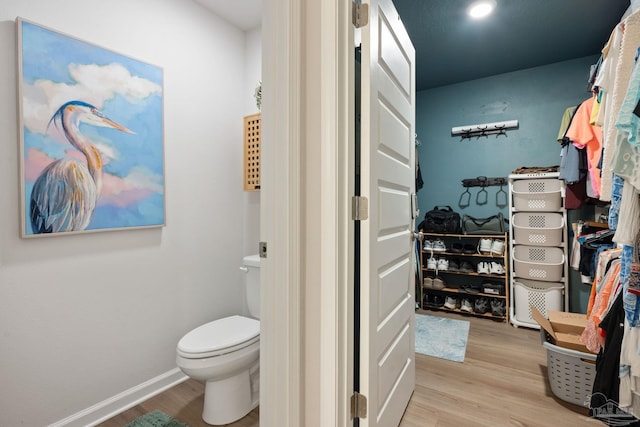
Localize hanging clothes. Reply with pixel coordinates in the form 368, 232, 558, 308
590, 292, 635, 424
565, 96, 603, 199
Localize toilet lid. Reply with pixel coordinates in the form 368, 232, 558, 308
177, 315, 259, 358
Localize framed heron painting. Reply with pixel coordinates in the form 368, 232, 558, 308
16, 17, 165, 237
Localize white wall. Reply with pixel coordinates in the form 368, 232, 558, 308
0, 1, 260, 425
243, 26, 262, 256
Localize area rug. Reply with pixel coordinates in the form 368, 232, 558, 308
124, 410, 190, 427
415, 313, 470, 363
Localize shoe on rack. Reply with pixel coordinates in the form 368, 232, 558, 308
422, 240, 434, 252
477, 261, 489, 274
490, 299, 506, 317
461, 283, 481, 294
451, 243, 463, 253
423, 277, 434, 289
427, 256, 437, 270
463, 244, 476, 254
460, 298, 474, 313
432, 277, 446, 290
437, 258, 449, 271
459, 261, 475, 273
423, 293, 432, 307
478, 238, 492, 254
490, 239, 505, 256
430, 294, 445, 308
474, 297, 490, 314
489, 261, 505, 275
444, 296, 458, 310
482, 281, 505, 296
448, 259, 460, 271
432, 239, 447, 252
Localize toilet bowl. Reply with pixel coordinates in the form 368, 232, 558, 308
176, 255, 261, 425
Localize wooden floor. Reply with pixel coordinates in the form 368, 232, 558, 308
98, 310, 592, 427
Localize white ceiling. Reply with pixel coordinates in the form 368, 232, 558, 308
193, 0, 262, 31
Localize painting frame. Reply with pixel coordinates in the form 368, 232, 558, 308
16, 17, 165, 238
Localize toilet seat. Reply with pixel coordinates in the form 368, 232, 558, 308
177, 315, 260, 359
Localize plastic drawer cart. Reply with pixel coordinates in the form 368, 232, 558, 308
509, 172, 569, 328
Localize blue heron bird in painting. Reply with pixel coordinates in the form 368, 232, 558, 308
30, 100, 134, 234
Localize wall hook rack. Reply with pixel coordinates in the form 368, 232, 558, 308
461, 176, 507, 188
451, 120, 518, 140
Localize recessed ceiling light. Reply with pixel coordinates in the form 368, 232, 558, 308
467, 0, 496, 19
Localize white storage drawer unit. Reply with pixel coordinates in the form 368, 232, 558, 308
509, 173, 568, 328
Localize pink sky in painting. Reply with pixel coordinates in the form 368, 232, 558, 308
24, 147, 152, 207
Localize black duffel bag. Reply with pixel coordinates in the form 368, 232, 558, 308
419, 206, 462, 234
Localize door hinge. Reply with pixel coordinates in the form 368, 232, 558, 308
350, 391, 368, 419
411, 193, 418, 219
352, 2, 369, 28
259, 242, 267, 258
352, 196, 369, 221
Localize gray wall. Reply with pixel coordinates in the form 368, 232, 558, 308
0, 1, 261, 425
416, 55, 600, 312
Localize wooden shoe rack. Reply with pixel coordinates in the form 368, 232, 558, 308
419, 232, 509, 322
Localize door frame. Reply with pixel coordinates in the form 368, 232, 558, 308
260, 1, 353, 427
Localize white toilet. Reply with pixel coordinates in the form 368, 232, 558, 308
176, 254, 260, 425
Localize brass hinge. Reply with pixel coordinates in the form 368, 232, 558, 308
350, 391, 368, 419
352, 2, 369, 28
352, 196, 369, 221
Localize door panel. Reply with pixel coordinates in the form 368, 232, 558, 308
359, 0, 415, 425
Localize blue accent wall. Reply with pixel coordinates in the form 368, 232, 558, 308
416, 55, 599, 313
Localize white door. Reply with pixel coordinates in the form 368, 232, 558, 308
358, 0, 416, 425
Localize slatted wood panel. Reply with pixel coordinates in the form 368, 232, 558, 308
244, 113, 261, 191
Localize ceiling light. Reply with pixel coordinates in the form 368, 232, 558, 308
467, 0, 496, 19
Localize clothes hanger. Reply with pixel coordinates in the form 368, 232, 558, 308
458, 187, 471, 208
475, 176, 488, 205
495, 184, 508, 208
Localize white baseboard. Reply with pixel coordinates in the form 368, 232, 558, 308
48, 368, 189, 427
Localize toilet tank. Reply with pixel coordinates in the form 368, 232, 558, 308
242, 254, 261, 319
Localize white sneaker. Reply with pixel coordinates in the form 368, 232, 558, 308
478, 238, 492, 254
423, 240, 434, 251
477, 261, 489, 274
461, 298, 473, 313
489, 261, 505, 275
423, 277, 434, 289
437, 258, 449, 271
427, 256, 437, 270
432, 239, 447, 252
432, 277, 446, 290
490, 239, 505, 255
444, 296, 458, 309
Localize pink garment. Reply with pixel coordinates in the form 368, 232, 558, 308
581, 260, 620, 353
565, 97, 603, 198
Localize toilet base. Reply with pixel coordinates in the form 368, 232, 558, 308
202, 362, 259, 425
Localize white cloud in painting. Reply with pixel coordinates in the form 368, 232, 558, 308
22, 62, 161, 135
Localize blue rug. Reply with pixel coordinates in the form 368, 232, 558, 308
124, 410, 189, 427
415, 313, 470, 363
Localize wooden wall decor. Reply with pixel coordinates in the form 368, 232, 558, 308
243, 113, 261, 191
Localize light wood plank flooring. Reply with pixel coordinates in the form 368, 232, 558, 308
98, 310, 592, 427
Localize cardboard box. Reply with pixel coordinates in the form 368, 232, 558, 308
530, 306, 594, 354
